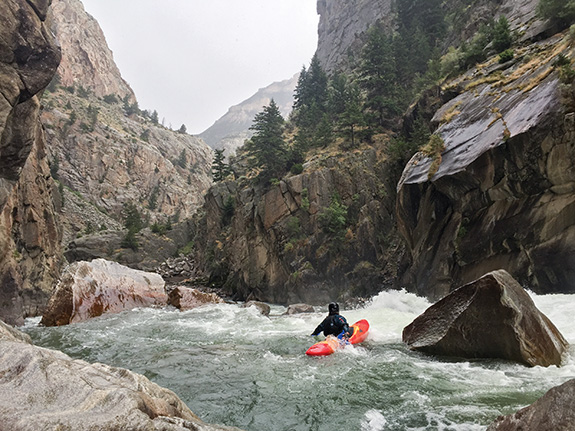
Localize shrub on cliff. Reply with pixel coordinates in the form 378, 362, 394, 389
537, 0, 575, 29
318, 194, 348, 241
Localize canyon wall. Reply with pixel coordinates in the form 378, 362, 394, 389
396, 13, 572, 299
0, 0, 63, 325
43, 0, 213, 241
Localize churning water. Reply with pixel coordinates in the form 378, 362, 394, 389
22, 290, 575, 431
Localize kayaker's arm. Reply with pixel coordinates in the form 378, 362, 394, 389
311, 321, 324, 336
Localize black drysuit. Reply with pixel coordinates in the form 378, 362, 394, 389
311, 313, 351, 337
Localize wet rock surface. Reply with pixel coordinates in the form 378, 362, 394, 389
487, 379, 575, 431
402, 270, 569, 367
0, 320, 243, 431
397, 32, 575, 300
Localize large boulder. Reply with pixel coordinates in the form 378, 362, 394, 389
0, 320, 242, 431
41, 259, 168, 326
402, 270, 568, 367
487, 379, 575, 430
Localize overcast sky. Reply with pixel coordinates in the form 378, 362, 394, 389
80, 0, 319, 134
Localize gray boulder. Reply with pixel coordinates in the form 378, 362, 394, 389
402, 270, 568, 366
487, 379, 575, 430
285, 303, 315, 315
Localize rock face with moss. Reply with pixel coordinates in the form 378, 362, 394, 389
194, 145, 402, 305
0, 0, 63, 325
397, 21, 575, 299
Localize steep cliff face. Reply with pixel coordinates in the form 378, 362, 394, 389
195, 144, 402, 305
396, 10, 573, 299
316, 0, 393, 72
0, 0, 62, 325
42, 0, 213, 241
48, 0, 135, 101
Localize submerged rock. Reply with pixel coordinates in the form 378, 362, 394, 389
167, 286, 224, 311
487, 379, 575, 430
402, 270, 568, 367
243, 301, 271, 316
285, 303, 315, 315
41, 259, 167, 326
0, 320, 242, 431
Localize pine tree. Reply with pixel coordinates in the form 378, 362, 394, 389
338, 83, 365, 148
492, 16, 512, 53
121, 201, 143, 250
292, 54, 331, 149
246, 99, 288, 183
359, 24, 402, 128
212, 149, 230, 182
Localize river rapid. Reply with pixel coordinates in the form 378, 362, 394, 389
23, 290, 575, 431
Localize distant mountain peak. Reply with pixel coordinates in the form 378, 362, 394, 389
199, 74, 299, 154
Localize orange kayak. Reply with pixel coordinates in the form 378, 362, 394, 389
306, 319, 369, 356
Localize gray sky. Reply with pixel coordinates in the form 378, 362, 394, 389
80, 0, 319, 134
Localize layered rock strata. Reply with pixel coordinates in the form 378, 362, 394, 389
402, 270, 569, 367
0, 0, 63, 325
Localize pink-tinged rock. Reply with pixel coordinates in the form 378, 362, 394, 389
167, 286, 224, 311
402, 270, 568, 367
487, 379, 575, 431
41, 259, 167, 326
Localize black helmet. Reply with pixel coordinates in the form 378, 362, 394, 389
328, 302, 339, 314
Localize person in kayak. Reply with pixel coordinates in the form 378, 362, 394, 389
311, 302, 352, 339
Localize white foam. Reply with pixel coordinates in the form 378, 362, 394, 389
361, 409, 387, 431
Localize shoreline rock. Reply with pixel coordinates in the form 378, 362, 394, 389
0, 319, 242, 431
487, 379, 575, 430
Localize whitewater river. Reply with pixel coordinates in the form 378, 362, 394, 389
22, 290, 575, 431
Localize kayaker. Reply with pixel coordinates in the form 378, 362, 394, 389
311, 302, 352, 338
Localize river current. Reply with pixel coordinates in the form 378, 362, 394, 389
22, 290, 575, 431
